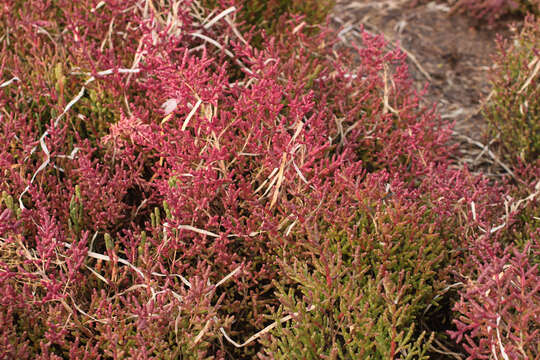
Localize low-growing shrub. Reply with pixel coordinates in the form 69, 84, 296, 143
1, 0, 538, 358
0, 0, 453, 356
258, 177, 452, 358
450, 240, 540, 359
451, 0, 540, 22
485, 15, 540, 165
200, 0, 335, 46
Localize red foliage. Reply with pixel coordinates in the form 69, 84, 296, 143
450, 241, 540, 359
0, 0, 538, 358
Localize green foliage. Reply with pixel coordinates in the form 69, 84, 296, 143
1, 191, 21, 218
485, 16, 540, 164
70, 85, 121, 145
201, 0, 334, 46
68, 185, 84, 236
261, 199, 447, 358
497, 170, 540, 264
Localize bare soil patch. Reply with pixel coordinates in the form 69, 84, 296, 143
331, 0, 521, 176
